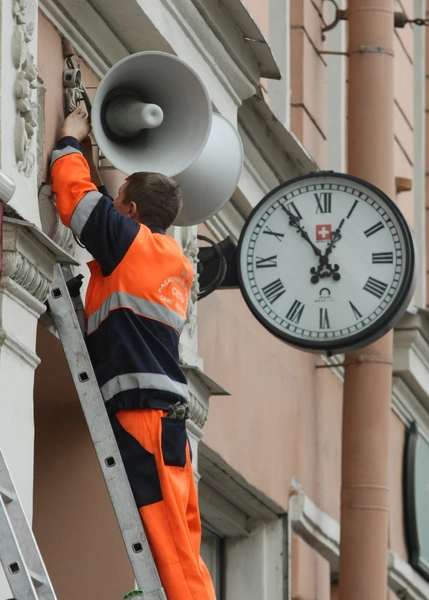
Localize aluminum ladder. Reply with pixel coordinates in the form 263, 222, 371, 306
47, 263, 167, 600
0, 448, 57, 600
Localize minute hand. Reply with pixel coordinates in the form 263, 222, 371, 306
282, 206, 322, 257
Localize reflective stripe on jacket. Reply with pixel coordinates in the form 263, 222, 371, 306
51, 137, 193, 412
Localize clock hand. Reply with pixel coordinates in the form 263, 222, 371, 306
324, 218, 345, 257
282, 205, 322, 257
310, 258, 341, 284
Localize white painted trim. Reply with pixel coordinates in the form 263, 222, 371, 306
326, 0, 346, 172
391, 376, 429, 443
319, 353, 345, 383
393, 317, 429, 412
289, 492, 340, 576
289, 492, 429, 598
388, 550, 429, 600
268, 0, 291, 127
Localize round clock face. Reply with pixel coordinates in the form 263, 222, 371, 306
237, 172, 415, 354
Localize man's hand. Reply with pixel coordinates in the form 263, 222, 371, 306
60, 107, 91, 142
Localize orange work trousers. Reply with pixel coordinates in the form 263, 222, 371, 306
114, 409, 216, 600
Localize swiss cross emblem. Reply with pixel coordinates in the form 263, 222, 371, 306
316, 224, 332, 242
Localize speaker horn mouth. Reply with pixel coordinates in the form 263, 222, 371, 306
101, 88, 164, 143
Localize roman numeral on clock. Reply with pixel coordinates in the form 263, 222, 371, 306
363, 276, 388, 299
262, 278, 286, 304
255, 255, 277, 269
284, 201, 302, 220
364, 221, 384, 237
346, 199, 358, 219
263, 227, 284, 241
315, 192, 332, 213
372, 252, 393, 264
319, 308, 330, 329
286, 300, 305, 324
349, 301, 363, 320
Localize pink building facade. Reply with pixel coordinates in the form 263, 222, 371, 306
0, 1, 428, 599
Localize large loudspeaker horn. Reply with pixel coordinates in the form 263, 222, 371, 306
92, 51, 212, 177
173, 113, 243, 227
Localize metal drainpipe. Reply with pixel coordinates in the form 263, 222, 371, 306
339, 2, 394, 599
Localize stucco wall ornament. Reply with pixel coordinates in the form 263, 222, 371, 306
2, 247, 51, 303
187, 389, 209, 430
12, 0, 45, 176
38, 184, 75, 257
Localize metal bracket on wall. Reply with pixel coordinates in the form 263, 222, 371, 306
321, 1, 429, 34
61, 38, 92, 118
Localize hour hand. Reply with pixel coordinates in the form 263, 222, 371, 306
282, 205, 322, 257
324, 219, 344, 257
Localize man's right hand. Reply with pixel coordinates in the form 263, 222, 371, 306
60, 107, 91, 142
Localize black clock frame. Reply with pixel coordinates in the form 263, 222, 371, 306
237, 171, 416, 354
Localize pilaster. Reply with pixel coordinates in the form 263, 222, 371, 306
1, 0, 43, 224
175, 225, 228, 480
0, 217, 76, 508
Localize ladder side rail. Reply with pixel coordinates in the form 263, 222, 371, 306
0, 451, 57, 600
48, 265, 167, 600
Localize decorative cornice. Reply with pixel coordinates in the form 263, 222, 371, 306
184, 365, 228, 430
2, 217, 77, 305
2, 249, 50, 304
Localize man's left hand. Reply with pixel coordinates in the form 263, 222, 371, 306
61, 107, 91, 142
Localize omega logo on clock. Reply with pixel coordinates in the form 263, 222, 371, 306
237, 171, 416, 355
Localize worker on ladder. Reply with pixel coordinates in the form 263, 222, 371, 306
50, 107, 216, 600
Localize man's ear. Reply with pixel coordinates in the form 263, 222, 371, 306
128, 201, 139, 220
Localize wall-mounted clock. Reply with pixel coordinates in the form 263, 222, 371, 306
237, 171, 415, 355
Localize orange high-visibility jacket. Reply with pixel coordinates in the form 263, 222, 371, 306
51, 137, 193, 414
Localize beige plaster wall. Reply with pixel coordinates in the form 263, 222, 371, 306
241, 0, 268, 37
38, 12, 126, 196
291, 536, 331, 600
393, 6, 415, 228
290, 0, 328, 169
33, 326, 134, 599
197, 226, 343, 521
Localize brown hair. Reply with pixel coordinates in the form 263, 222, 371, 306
122, 172, 183, 229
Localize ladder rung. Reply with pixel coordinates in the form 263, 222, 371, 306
28, 568, 46, 587
0, 485, 14, 504
0, 449, 57, 600
48, 263, 168, 598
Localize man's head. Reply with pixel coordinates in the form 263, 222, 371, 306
113, 172, 183, 229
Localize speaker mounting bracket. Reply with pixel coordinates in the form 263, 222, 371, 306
197, 235, 239, 300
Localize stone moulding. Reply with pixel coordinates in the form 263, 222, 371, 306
2, 217, 77, 303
